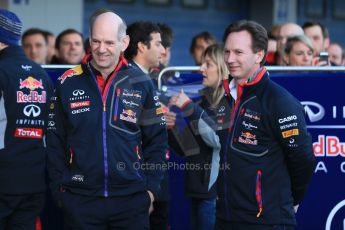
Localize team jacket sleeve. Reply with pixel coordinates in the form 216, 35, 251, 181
139, 85, 168, 198
46, 87, 69, 201
168, 101, 220, 156
271, 95, 316, 205
181, 101, 220, 150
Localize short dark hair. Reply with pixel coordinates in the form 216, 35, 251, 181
43, 30, 54, 39
223, 20, 268, 66
302, 21, 329, 39
124, 21, 161, 60
22, 28, 47, 44
55, 28, 84, 50
157, 23, 173, 48
189, 31, 216, 54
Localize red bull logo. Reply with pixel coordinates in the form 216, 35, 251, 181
122, 109, 136, 117
241, 132, 256, 139
58, 65, 83, 84
17, 91, 46, 103
19, 76, 43, 91
120, 109, 137, 123
238, 132, 258, 145
314, 135, 345, 157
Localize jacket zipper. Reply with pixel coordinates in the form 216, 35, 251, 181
113, 88, 121, 121
222, 85, 242, 219
87, 63, 111, 197
136, 144, 141, 160
69, 148, 74, 165
256, 169, 263, 217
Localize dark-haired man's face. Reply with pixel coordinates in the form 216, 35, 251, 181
57, 33, 85, 64
192, 38, 214, 65
304, 25, 327, 56
160, 47, 171, 67
224, 31, 264, 84
142, 32, 165, 70
22, 34, 48, 64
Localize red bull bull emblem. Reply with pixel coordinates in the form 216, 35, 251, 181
58, 65, 83, 84
19, 76, 44, 91
238, 131, 258, 145
241, 132, 256, 139
120, 109, 137, 123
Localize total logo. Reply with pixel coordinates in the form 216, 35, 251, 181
14, 128, 42, 139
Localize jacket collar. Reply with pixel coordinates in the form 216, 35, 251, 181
0, 45, 24, 58
222, 67, 268, 100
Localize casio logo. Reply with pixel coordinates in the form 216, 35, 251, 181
278, 115, 297, 124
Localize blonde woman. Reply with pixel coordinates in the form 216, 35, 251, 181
283, 35, 314, 66
168, 44, 232, 230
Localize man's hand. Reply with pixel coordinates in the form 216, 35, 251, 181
147, 190, 155, 214
161, 104, 176, 129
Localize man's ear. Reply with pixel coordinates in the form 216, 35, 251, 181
255, 50, 265, 64
0, 42, 8, 50
283, 54, 289, 65
121, 35, 130, 52
137, 41, 147, 53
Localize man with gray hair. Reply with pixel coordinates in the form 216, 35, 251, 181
47, 9, 168, 229
0, 9, 53, 229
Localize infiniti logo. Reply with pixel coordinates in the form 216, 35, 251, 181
326, 199, 345, 230
218, 106, 225, 113
73, 89, 85, 96
23, 104, 41, 117
301, 101, 325, 123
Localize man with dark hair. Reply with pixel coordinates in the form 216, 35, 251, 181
0, 9, 53, 229
50, 28, 85, 64
124, 21, 164, 68
216, 20, 315, 229
327, 42, 344, 66
157, 23, 173, 67
303, 21, 330, 57
190, 31, 216, 65
125, 21, 172, 230
22, 28, 48, 64
43, 30, 55, 63
47, 10, 167, 229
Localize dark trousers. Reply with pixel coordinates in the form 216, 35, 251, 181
0, 192, 45, 230
190, 198, 216, 230
149, 201, 169, 230
61, 191, 151, 230
215, 218, 295, 230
